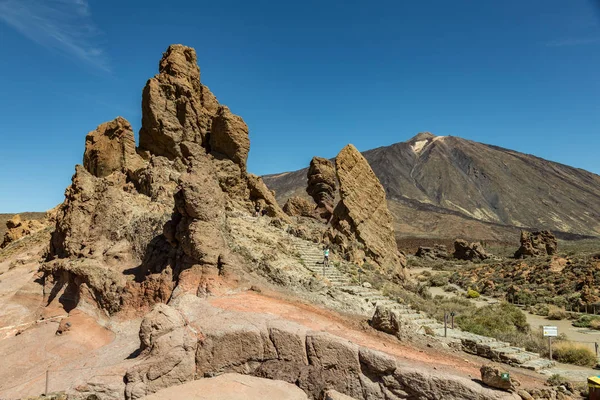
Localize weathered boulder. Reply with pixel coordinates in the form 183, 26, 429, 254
329, 144, 406, 280
480, 365, 520, 392
370, 305, 402, 336
415, 244, 449, 260
125, 304, 198, 399
514, 230, 557, 258
283, 196, 315, 218
1, 214, 46, 248
306, 156, 336, 221
83, 117, 145, 178
453, 239, 488, 261
247, 174, 289, 221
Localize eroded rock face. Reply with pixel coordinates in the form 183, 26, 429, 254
514, 230, 557, 258
83, 117, 144, 178
307, 157, 336, 221
44, 44, 286, 315
209, 106, 250, 171
138, 45, 208, 159
125, 304, 198, 399
329, 144, 405, 280
453, 239, 488, 261
1, 214, 47, 248
283, 196, 315, 218
153, 295, 519, 400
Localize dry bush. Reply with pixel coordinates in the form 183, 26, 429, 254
552, 342, 597, 367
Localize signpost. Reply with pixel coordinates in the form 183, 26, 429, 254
543, 326, 558, 361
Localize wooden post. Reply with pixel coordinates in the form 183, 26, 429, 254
548, 337, 553, 361
444, 312, 448, 337
45, 369, 49, 396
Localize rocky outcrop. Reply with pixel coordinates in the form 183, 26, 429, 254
125, 304, 198, 399
480, 365, 520, 392
283, 196, 315, 218
209, 106, 250, 171
138, 45, 209, 160
1, 214, 46, 248
514, 230, 557, 259
453, 239, 488, 261
329, 145, 405, 281
43, 44, 286, 315
306, 157, 336, 221
415, 245, 449, 260
83, 117, 145, 178
129, 295, 518, 400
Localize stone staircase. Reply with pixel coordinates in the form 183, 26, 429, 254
293, 240, 351, 286
290, 236, 554, 371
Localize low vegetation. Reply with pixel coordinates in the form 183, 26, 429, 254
551, 341, 597, 367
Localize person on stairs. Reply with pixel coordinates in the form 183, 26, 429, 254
323, 246, 330, 267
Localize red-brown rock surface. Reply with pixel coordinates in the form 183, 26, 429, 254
329, 144, 406, 280
514, 230, 557, 258
306, 156, 336, 221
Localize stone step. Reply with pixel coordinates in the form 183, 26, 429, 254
502, 350, 538, 365
411, 318, 440, 326
521, 358, 555, 371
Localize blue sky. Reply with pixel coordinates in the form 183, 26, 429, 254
0, 0, 599, 212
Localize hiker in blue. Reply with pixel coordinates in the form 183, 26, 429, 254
323, 246, 330, 267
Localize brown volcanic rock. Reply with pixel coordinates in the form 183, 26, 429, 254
453, 239, 488, 261
415, 244, 449, 260
1, 214, 46, 248
209, 105, 250, 171
329, 144, 406, 279
306, 156, 336, 221
125, 304, 198, 399
514, 230, 557, 258
44, 44, 287, 315
283, 196, 315, 218
264, 133, 600, 241
83, 117, 144, 178
138, 44, 211, 159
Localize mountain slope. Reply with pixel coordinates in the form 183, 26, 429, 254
263, 133, 600, 241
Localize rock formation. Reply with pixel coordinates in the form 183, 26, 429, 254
83, 117, 145, 178
43, 44, 286, 315
1, 214, 46, 248
480, 365, 520, 392
283, 196, 315, 218
514, 230, 557, 258
125, 304, 198, 399
124, 295, 517, 400
453, 239, 488, 261
415, 244, 449, 260
328, 145, 406, 280
306, 157, 336, 221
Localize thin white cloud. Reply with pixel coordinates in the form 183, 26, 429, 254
0, 0, 109, 71
546, 37, 600, 47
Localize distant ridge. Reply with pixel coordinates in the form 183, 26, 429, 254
263, 133, 600, 242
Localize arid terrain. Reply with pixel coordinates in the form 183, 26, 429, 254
263, 132, 600, 242
0, 44, 598, 400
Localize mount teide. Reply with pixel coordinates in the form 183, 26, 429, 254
263, 133, 600, 242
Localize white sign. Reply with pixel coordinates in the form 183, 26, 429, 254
543, 326, 558, 337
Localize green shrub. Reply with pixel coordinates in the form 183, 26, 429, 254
456, 303, 530, 337
552, 342, 597, 367
429, 273, 449, 287
546, 374, 568, 386
547, 306, 569, 321
443, 285, 458, 293
466, 289, 480, 299
573, 315, 600, 328
590, 319, 600, 330
530, 303, 550, 316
